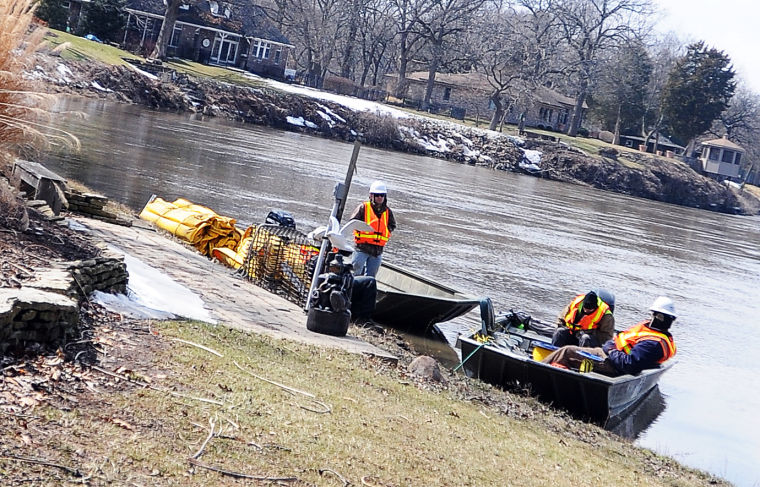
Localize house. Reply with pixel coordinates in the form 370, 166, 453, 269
384, 71, 586, 130
699, 136, 745, 181
122, 0, 293, 79
618, 134, 684, 156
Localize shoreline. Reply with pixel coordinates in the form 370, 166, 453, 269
35, 50, 760, 216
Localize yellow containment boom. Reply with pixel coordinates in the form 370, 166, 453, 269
139, 197, 242, 257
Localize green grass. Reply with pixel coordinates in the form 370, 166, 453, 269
4, 320, 726, 486
43, 30, 139, 65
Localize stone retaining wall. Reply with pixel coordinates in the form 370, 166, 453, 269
1, 252, 129, 352
65, 189, 132, 226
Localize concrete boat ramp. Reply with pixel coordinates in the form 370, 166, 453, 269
76, 216, 397, 363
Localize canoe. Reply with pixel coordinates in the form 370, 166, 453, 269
456, 320, 673, 426
371, 261, 483, 339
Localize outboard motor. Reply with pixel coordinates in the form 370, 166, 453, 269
306, 252, 354, 336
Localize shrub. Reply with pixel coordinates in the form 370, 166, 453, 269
577, 127, 590, 137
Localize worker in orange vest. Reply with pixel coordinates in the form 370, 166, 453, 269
552, 290, 615, 347
542, 296, 677, 376
348, 180, 397, 277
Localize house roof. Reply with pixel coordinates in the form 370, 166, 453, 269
620, 134, 684, 149
398, 71, 585, 109
126, 0, 291, 45
701, 136, 745, 151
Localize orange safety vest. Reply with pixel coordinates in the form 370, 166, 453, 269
354, 201, 391, 246
563, 294, 610, 332
613, 321, 676, 364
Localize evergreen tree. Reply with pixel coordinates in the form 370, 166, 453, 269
661, 41, 736, 153
78, 0, 127, 41
35, 0, 70, 31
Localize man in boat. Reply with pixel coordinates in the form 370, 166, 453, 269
542, 296, 677, 376
552, 290, 615, 348
349, 180, 397, 277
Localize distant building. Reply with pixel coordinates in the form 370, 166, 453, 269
618, 134, 684, 156
122, 0, 293, 79
384, 72, 586, 129
699, 136, 745, 181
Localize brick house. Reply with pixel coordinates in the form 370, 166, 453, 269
123, 0, 293, 79
385, 71, 585, 130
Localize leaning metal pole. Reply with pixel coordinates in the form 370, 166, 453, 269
304, 140, 361, 312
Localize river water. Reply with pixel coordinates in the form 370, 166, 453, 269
43, 97, 760, 486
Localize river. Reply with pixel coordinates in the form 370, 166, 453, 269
43, 97, 760, 486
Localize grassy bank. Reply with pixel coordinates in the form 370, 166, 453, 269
1, 317, 727, 486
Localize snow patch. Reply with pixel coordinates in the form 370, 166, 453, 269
90, 81, 112, 92
106, 249, 217, 324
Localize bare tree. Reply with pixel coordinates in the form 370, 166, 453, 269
478, 0, 566, 130
413, 0, 487, 110
266, 0, 349, 86
357, 0, 397, 86
553, 0, 653, 136
639, 32, 682, 150
389, 0, 430, 99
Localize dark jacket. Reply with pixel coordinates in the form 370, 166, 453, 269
602, 325, 674, 375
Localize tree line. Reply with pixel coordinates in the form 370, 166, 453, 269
36, 0, 759, 180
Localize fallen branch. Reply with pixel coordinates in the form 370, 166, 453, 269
90, 365, 223, 406
0, 453, 82, 477
188, 458, 297, 482
190, 418, 216, 460
320, 468, 349, 486
172, 338, 223, 357
233, 361, 314, 398
296, 399, 332, 414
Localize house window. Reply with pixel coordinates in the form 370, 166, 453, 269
735, 153, 742, 165
542, 108, 553, 122
625, 139, 633, 147
62, 0, 70, 8
273, 47, 282, 64
169, 25, 182, 48
254, 40, 270, 59
721, 150, 734, 163
443, 87, 451, 101
708, 147, 719, 160
209, 1, 219, 15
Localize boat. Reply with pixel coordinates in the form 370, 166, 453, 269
456, 315, 674, 426
371, 261, 484, 339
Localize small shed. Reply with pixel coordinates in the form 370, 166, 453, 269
699, 136, 745, 180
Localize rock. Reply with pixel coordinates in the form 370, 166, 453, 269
408, 356, 446, 383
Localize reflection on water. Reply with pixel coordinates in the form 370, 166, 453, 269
43, 97, 760, 487
607, 387, 667, 440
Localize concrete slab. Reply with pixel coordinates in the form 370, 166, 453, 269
73, 217, 397, 364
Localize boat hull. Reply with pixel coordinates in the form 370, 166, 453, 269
457, 333, 672, 425
371, 262, 481, 338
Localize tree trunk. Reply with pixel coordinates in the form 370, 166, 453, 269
421, 45, 441, 111
150, 0, 182, 60
488, 93, 503, 131
567, 79, 588, 137
613, 104, 621, 145
394, 31, 410, 99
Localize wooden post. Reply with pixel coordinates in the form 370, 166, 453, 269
335, 139, 362, 222
305, 140, 362, 311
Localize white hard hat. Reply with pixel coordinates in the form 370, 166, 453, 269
649, 296, 676, 318
369, 180, 387, 194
